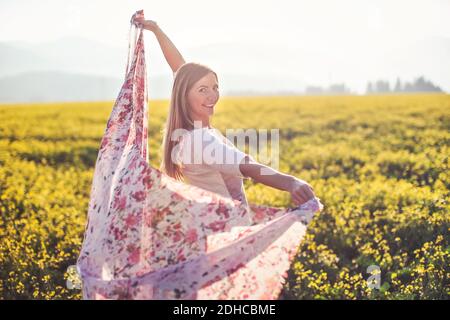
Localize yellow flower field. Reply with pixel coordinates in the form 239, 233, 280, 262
0, 93, 448, 299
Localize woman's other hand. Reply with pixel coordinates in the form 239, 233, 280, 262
289, 178, 316, 206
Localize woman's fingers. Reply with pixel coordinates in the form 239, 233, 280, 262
305, 186, 315, 200
291, 179, 317, 206
299, 189, 309, 203
291, 192, 302, 205
292, 196, 302, 206
132, 17, 142, 26
293, 191, 306, 205
299, 183, 315, 199
294, 186, 314, 204
132, 19, 158, 32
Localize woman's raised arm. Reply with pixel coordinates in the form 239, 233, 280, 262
134, 17, 186, 74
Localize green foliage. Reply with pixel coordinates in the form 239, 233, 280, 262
0, 94, 448, 299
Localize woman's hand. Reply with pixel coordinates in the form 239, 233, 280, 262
239, 160, 317, 206
130, 11, 184, 73
289, 178, 316, 206
133, 16, 160, 33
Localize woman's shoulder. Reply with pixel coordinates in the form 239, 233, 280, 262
176, 127, 217, 151
176, 127, 232, 158
180, 126, 222, 141
174, 127, 219, 165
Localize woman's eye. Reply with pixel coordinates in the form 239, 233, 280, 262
199, 87, 219, 92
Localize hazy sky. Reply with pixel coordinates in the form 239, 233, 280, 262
2, 0, 449, 45
1, 0, 449, 93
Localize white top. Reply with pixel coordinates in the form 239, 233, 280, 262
173, 127, 253, 207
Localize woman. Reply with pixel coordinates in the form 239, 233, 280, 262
134, 16, 316, 209
75, 13, 323, 300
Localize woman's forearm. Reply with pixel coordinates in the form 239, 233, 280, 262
153, 26, 186, 73
239, 159, 295, 192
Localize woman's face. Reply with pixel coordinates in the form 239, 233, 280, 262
187, 72, 220, 125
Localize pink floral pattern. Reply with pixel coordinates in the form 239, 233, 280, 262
76, 16, 324, 300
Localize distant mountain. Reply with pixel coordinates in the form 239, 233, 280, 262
0, 71, 122, 103
0, 37, 129, 78
0, 35, 448, 103
0, 43, 54, 77
0, 70, 307, 103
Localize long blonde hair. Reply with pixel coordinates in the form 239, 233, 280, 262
160, 62, 218, 180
